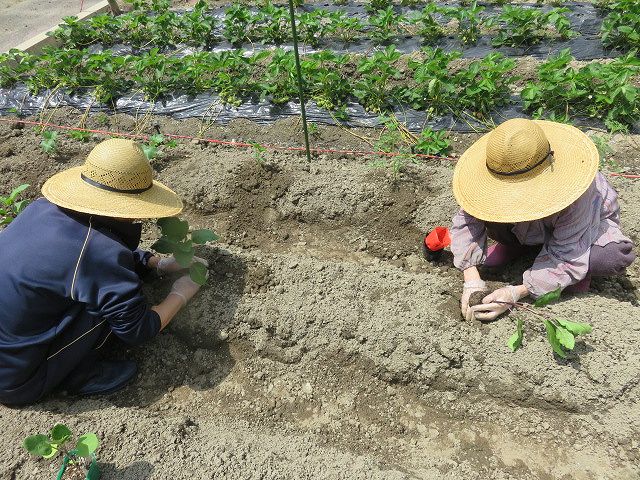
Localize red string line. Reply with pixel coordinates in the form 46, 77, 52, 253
1, 117, 639, 179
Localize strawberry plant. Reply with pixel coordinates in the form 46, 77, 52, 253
366, 0, 393, 13
600, 0, 640, 51
255, 2, 290, 45
413, 127, 451, 155
521, 49, 640, 130
443, 1, 486, 45
354, 46, 403, 112
490, 6, 573, 47
408, 3, 445, 44
331, 12, 365, 43
304, 51, 351, 110
501, 288, 593, 359
405, 47, 460, 114
1, 184, 29, 226
24, 424, 100, 480
152, 217, 218, 285
368, 7, 406, 44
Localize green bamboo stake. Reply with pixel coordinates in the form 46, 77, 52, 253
287, 0, 312, 162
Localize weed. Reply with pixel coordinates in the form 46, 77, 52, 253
413, 128, 451, 155
152, 217, 217, 285
308, 122, 320, 136
68, 129, 93, 142
591, 133, 622, 171
0, 184, 29, 226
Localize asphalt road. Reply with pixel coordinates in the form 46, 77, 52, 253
0, 0, 104, 52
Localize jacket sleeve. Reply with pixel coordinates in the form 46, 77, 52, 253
450, 209, 487, 270
523, 193, 593, 298
132, 248, 154, 278
74, 238, 161, 346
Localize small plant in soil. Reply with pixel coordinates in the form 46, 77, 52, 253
502, 288, 593, 358
1, 184, 29, 226
250, 141, 268, 166
40, 130, 59, 155
412, 127, 451, 156
151, 217, 218, 285
68, 130, 93, 142
24, 424, 100, 480
590, 133, 622, 172
141, 134, 177, 160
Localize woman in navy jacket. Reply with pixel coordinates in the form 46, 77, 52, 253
0, 139, 205, 405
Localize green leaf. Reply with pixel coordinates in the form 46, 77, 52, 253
9, 183, 29, 201
174, 249, 194, 268
75, 433, 99, 457
191, 229, 219, 244
507, 318, 524, 352
189, 261, 208, 285
49, 424, 72, 444
42, 446, 59, 459
23, 435, 53, 457
142, 144, 158, 160
555, 325, 576, 350
534, 288, 562, 307
544, 320, 567, 359
157, 217, 189, 241
556, 318, 592, 336
151, 237, 177, 254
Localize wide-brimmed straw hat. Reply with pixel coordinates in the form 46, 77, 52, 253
452, 118, 599, 223
42, 138, 183, 219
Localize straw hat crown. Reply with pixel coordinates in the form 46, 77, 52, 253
42, 138, 183, 219
83, 139, 153, 193
452, 118, 599, 223
485, 119, 551, 176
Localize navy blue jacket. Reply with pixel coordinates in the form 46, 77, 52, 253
0, 198, 160, 391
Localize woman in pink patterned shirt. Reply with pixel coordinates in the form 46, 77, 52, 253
450, 118, 635, 322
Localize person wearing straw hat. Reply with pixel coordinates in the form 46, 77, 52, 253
0, 138, 206, 405
451, 118, 635, 322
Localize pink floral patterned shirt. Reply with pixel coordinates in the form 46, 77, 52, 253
450, 173, 632, 297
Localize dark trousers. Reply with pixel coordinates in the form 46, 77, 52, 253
0, 311, 109, 406
485, 222, 636, 277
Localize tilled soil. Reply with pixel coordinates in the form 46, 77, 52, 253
0, 112, 639, 479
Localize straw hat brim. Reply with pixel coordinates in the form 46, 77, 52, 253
452, 120, 599, 223
42, 166, 183, 219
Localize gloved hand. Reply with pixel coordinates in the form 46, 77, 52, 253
157, 255, 209, 274
470, 285, 521, 322
461, 279, 487, 321
169, 274, 206, 307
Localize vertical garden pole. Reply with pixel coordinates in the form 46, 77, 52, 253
287, 0, 312, 162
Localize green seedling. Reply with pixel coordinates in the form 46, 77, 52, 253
142, 133, 178, 160
40, 130, 58, 155
308, 122, 320, 137
502, 288, 593, 358
68, 129, 93, 142
0, 184, 29, 226
250, 142, 268, 166
24, 424, 100, 480
413, 127, 451, 156
151, 217, 218, 285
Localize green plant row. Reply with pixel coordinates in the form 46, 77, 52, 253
1, 47, 638, 130
599, 0, 640, 52
52, 0, 578, 49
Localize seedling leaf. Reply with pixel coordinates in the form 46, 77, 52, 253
151, 237, 176, 254
555, 325, 576, 350
191, 229, 219, 244
158, 217, 189, 241
534, 288, 562, 307
24, 435, 53, 457
75, 433, 99, 457
544, 320, 567, 358
557, 318, 592, 336
9, 183, 29, 201
507, 318, 524, 352
49, 424, 72, 444
190, 261, 208, 285
174, 249, 194, 268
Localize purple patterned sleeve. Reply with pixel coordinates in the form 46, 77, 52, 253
523, 186, 595, 297
450, 209, 487, 270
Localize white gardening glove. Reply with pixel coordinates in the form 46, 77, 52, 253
470, 285, 520, 322
157, 255, 209, 274
169, 274, 207, 307
461, 279, 486, 321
